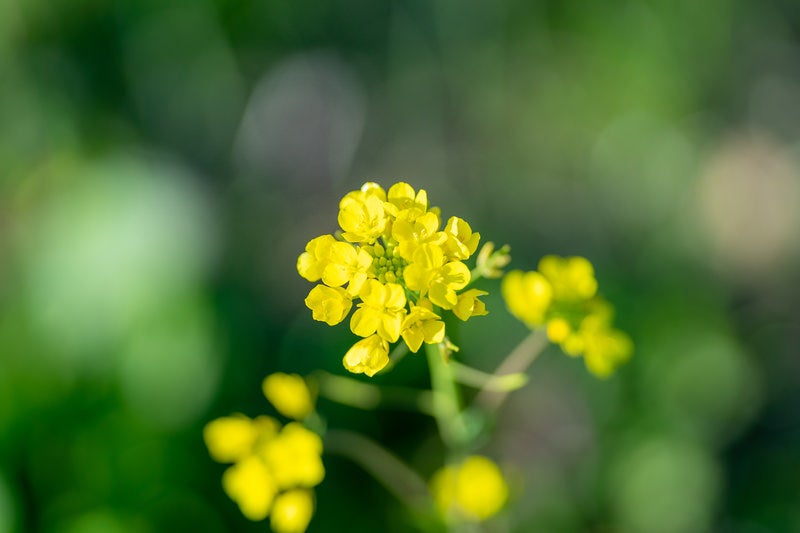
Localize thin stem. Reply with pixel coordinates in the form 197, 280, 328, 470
425, 342, 469, 449
474, 329, 549, 412
383, 342, 410, 372
448, 360, 528, 392
324, 429, 432, 512
314, 371, 435, 415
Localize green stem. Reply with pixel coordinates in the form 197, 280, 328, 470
473, 329, 549, 412
324, 429, 432, 512
425, 342, 469, 450
448, 360, 528, 392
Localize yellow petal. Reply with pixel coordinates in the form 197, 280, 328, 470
222, 456, 277, 521
262, 373, 315, 420
342, 335, 389, 377
203, 415, 259, 463
271, 489, 315, 533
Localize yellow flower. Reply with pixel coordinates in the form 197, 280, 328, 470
538, 255, 598, 301
503, 258, 633, 377
350, 279, 406, 342
296, 234, 336, 282
342, 334, 390, 377
338, 193, 387, 244
204, 411, 324, 529
262, 373, 315, 420
298, 181, 498, 375
304, 285, 352, 326
430, 455, 509, 522
261, 423, 325, 489
443, 216, 480, 260
401, 303, 445, 352
546, 317, 571, 343
452, 289, 488, 321
204, 415, 279, 463
271, 489, 315, 533
222, 455, 278, 521
321, 241, 373, 296
501, 270, 552, 327
404, 243, 470, 309
392, 210, 445, 259
387, 182, 428, 213
577, 311, 633, 378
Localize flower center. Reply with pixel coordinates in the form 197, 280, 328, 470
365, 240, 408, 285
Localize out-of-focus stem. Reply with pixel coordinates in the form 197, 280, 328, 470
314, 371, 435, 415
325, 429, 432, 512
474, 329, 549, 412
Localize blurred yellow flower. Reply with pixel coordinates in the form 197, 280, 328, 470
298, 181, 499, 376
271, 490, 315, 533
501, 270, 552, 327
430, 455, 509, 522
501, 256, 633, 377
262, 373, 315, 420
222, 455, 278, 520
204, 413, 324, 532
203, 414, 279, 463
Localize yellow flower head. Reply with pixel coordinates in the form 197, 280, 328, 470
262, 373, 315, 420
430, 455, 509, 522
204, 412, 324, 531
502, 257, 633, 377
298, 181, 499, 376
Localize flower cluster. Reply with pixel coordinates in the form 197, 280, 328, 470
298, 182, 491, 377
502, 255, 633, 377
429, 455, 509, 522
204, 373, 323, 533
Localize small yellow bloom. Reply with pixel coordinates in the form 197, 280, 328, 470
452, 289, 488, 321
501, 270, 552, 327
387, 182, 428, 212
204, 415, 279, 464
262, 373, 315, 420
579, 315, 633, 378
270, 489, 315, 533
342, 334, 390, 377
304, 285, 352, 326
392, 210, 444, 259
338, 193, 387, 243
404, 243, 470, 309
443, 216, 480, 260
261, 423, 325, 489
321, 242, 373, 296
350, 279, 406, 342
222, 455, 278, 521
430, 455, 509, 522
538, 255, 598, 301
546, 317, 571, 343
296, 234, 336, 282
401, 304, 445, 352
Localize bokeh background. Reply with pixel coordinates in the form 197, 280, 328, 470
2, 1, 800, 531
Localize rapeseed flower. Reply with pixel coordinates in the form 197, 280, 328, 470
430, 455, 509, 522
501, 255, 633, 377
299, 182, 503, 376
204, 374, 324, 532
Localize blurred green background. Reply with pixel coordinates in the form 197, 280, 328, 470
2, 0, 800, 531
